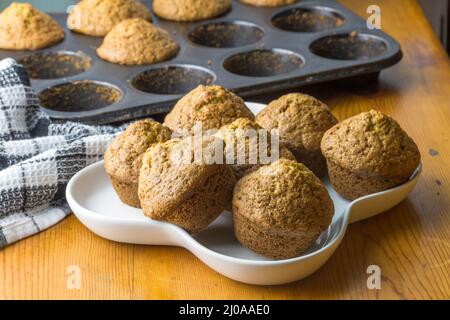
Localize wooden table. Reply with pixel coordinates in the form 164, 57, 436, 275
1, 0, 449, 300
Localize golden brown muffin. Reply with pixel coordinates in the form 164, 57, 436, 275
153, 0, 231, 22
0, 2, 64, 50
164, 85, 254, 135
138, 136, 236, 233
233, 159, 334, 259
67, 0, 151, 37
97, 18, 179, 65
104, 119, 172, 208
256, 93, 338, 177
321, 110, 421, 200
240, 0, 297, 7
218, 118, 296, 180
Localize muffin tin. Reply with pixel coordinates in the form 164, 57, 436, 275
0, 0, 402, 123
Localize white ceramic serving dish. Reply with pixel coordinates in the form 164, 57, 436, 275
66, 103, 421, 285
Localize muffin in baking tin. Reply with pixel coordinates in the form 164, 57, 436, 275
97, 18, 179, 65
67, 0, 151, 37
0, 2, 64, 50
153, 0, 231, 22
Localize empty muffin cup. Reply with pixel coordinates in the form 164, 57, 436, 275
310, 32, 388, 60
131, 65, 215, 95
188, 21, 264, 48
19, 51, 92, 79
271, 7, 345, 32
39, 80, 122, 112
223, 49, 304, 77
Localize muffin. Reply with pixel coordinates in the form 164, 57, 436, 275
0, 2, 64, 50
153, 0, 231, 22
321, 110, 421, 200
218, 118, 296, 180
97, 18, 179, 65
164, 85, 254, 135
104, 119, 172, 208
138, 136, 236, 233
67, 0, 151, 37
256, 93, 338, 177
233, 159, 334, 259
240, 0, 297, 7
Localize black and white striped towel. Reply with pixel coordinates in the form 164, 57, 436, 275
0, 58, 125, 248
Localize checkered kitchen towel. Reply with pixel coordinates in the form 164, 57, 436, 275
0, 58, 125, 248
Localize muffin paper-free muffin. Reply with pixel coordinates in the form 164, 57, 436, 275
0, 3, 64, 50
232, 159, 334, 259
67, 0, 151, 36
153, 0, 231, 22
138, 136, 236, 233
256, 93, 338, 177
104, 119, 172, 208
321, 109, 421, 200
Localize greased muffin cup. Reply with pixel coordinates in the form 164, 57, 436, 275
104, 119, 172, 208
67, 0, 151, 37
233, 159, 334, 259
97, 18, 179, 65
153, 0, 231, 22
0, 3, 64, 50
218, 118, 296, 180
321, 110, 421, 200
138, 136, 236, 233
240, 0, 297, 7
164, 85, 255, 135
256, 93, 338, 177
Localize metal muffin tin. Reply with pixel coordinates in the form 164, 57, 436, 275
0, 0, 402, 124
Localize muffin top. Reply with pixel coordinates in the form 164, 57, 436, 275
104, 119, 172, 183
219, 118, 296, 179
138, 136, 223, 218
96, 18, 179, 65
240, 0, 297, 7
164, 85, 254, 135
67, 0, 151, 36
0, 2, 64, 50
233, 159, 333, 231
153, 0, 231, 22
256, 93, 338, 152
321, 110, 421, 178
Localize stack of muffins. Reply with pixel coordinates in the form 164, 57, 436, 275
104, 84, 421, 260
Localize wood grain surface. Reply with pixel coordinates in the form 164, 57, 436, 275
0, 0, 449, 299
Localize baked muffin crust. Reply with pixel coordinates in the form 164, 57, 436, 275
256, 93, 337, 177
138, 136, 235, 233
219, 118, 296, 180
97, 18, 179, 65
104, 119, 172, 207
321, 110, 420, 179
67, 0, 151, 36
233, 159, 334, 259
164, 85, 254, 135
153, 0, 231, 22
321, 110, 421, 199
0, 2, 64, 50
